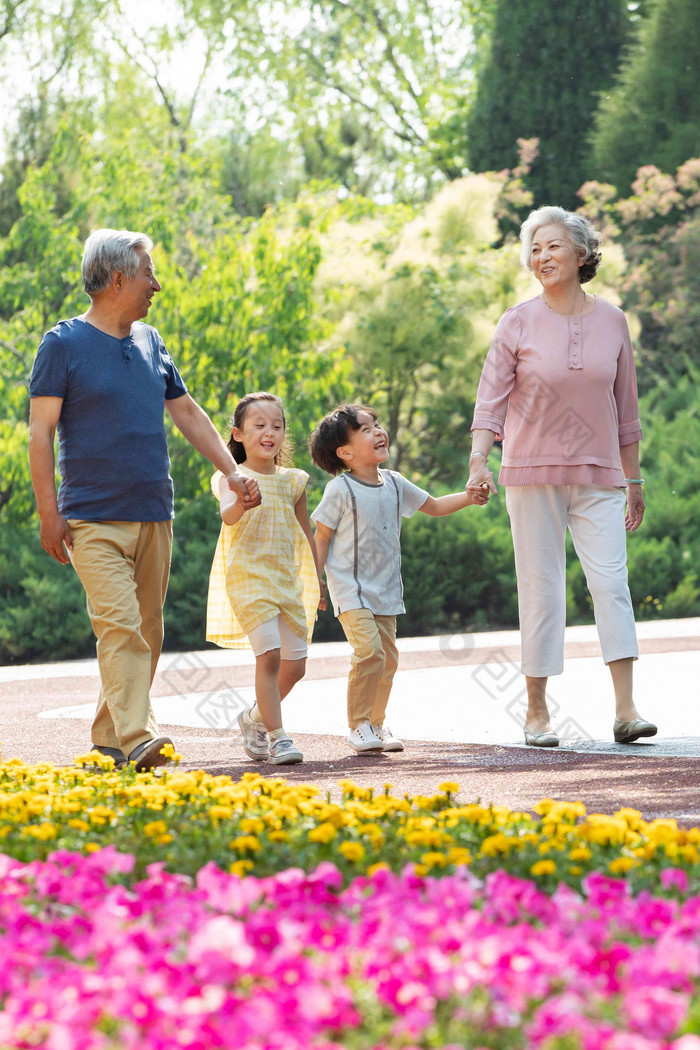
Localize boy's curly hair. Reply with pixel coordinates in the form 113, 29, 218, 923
308, 404, 378, 475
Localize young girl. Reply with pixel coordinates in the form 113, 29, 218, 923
206, 392, 325, 765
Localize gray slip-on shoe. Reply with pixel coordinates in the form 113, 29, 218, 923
613, 718, 658, 744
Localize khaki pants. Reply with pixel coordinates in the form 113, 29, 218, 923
68, 519, 172, 755
338, 608, 399, 729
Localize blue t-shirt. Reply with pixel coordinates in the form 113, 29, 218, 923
29, 317, 188, 521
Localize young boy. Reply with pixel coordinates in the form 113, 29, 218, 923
309, 404, 488, 755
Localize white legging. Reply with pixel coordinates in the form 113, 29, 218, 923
506, 485, 639, 678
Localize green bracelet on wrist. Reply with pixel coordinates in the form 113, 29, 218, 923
624, 478, 645, 484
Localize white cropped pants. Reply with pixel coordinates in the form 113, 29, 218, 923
505, 485, 639, 678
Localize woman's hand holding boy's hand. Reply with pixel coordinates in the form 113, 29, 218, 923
465, 484, 491, 507
466, 459, 497, 502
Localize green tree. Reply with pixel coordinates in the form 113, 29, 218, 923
590, 0, 700, 194
0, 127, 351, 661
466, 0, 633, 209
580, 156, 700, 385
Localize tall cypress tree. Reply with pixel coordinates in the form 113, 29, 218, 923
591, 0, 700, 193
466, 0, 632, 208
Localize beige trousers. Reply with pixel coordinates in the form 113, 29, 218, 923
506, 485, 638, 677
338, 608, 399, 729
67, 519, 172, 754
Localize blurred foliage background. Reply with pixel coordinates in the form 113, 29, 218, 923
1, 0, 699, 661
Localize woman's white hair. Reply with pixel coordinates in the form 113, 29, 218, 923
519, 206, 602, 284
81, 228, 153, 296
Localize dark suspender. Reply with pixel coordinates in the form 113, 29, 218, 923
341, 474, 365, 608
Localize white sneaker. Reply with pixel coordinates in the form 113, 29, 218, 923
237, 708, 269, 761
373, 723, 404, 752
269, 735, 303, 765
348, 721, 384, 753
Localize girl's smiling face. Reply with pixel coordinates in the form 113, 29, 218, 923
233, 401, 286, 471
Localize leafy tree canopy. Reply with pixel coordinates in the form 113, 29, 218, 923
466, 0, 633, 210
590, 0, 700, 193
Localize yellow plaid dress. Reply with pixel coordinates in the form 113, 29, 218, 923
206, 466, 320, 649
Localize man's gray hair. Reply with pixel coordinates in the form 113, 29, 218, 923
519, 206, 602, 284
81, 228, 153, 296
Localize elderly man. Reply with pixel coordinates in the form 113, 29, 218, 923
29, 228, 259, 771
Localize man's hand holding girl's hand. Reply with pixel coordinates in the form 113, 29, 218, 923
226, 471, 261, 510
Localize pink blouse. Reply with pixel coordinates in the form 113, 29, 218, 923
471, 295, 642, 487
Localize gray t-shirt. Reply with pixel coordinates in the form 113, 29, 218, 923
311, 469, 429, 616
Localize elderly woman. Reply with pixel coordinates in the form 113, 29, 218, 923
468, 205, 656, 747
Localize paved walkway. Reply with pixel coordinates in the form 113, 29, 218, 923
1, 618, 699, 821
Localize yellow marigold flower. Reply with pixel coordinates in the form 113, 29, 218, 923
413, 864, 429, 876
447, 847, 472, 866
458, 804, 488, 823
67, 819, 90, 832
0, 827, 12, 839
317, 805, 349, 828
144, 821, 169, 838
230, 835, 262, 853
609, 856, 637, 874
239, 817, 265, 835
338, 841, 366, 863
545, 801, 586, 823
366, 862, 390, 877
438, 782, 460, 795
89, 806, 116, 825
308, 822, 337, 844
21, 823, 57, 841
569, 846, 592, 861
569, 866, 582, 875
581, 815, 628, 846
412, 795, 437, 811
480, 833, 511, 856
268, 830, 290, 843
537, 842, 553, 854
679, 845, 700, 864
26, 797, 50, 816
208, 805, 233, 823
533, 799, 556, 817
420, 851, 448, 869
230, 860, 255, 877
158, 743, 181, 761
531, 859, 556, 877
84, 843, 101, 853
614, 807, 644, 829
647, 819, 679, 844
74, 753, 100, 767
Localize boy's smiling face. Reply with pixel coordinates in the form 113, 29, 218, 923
337, 410, 389, 471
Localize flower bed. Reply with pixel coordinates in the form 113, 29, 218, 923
2, 849, 700, 1049
0, 754, 699, 892
3, 753, 700, 1048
